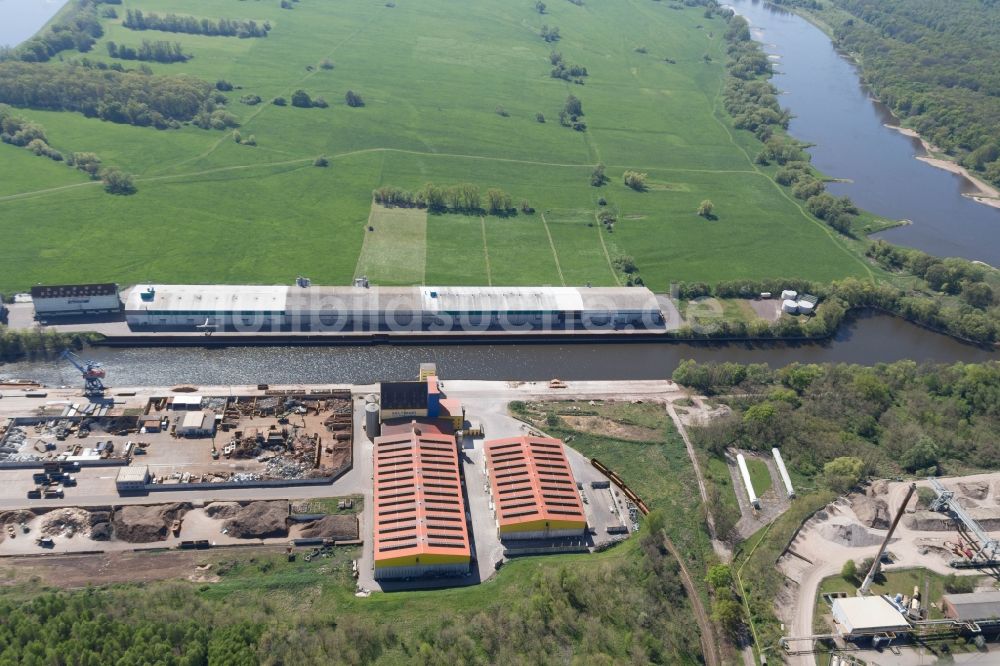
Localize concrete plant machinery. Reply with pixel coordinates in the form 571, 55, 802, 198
929, 477, 1000, 565
859, 483, 916, 597
60, 349, 106, 396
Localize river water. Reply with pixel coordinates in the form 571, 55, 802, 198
0, 313, 993, 386
0, 0, 68, 47
730, 0, 1000, 266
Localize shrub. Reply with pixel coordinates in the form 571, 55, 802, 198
101, 168, 136, 195
314, 155, 329, 167
623, 170, 647, 191
290, 89, 312, 108
345, 90, 364, 107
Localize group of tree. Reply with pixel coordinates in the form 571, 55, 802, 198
540, 25, 561, 43
372, 183, 521, 216
817, 0, 1000, 188
868, 240, 996, 309
123, 10, 271, 38
290, 89, 327, 108
558, 94, 585, 131
0, 61, 222, 129
0, 104, 63, 162
106, 40, 190, 63
0, 104, 135, 193
232, 130, 257, 146
9, 0, 104, 63
549, 51, 587, 83
590, 162, 607, 186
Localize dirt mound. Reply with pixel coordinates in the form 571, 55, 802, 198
959, 481, 989, 500
42, 509, 92, 538
819, 523, 885, 547
113, 503, 191, 543
204, 502, 242, 519
222, 501, 288, 539
867, 479, 890, 497
958, 497, 980, 509
851, 494, 890, 529
299, 515, 358, 540
91, 523, 112, 540
0, 509, 36, 526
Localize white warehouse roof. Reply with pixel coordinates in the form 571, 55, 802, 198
832, 596, 910, 635
126, 284, 660, 315
116, 465, 149, 483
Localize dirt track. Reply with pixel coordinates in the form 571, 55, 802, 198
0, 544, 293, 589
664, 535, 720, 666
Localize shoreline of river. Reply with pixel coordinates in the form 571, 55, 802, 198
758, 1, 1000, 214
881, 125, 1000, 210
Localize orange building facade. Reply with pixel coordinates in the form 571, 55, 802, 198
483, 436, 587, 540
372, 424, 471, 580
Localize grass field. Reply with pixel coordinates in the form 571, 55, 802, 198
0, 0, 875, 294
746, 457, 773, 497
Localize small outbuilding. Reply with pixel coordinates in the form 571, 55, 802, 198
138, 415, 163, 433
116, 465, 149, 492
170, 395, 203, 410
176, 410, 215, 437
831, 596, 911, 637
942, 591, 1000, 622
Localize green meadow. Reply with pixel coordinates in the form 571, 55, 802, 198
0, 0, 873, 293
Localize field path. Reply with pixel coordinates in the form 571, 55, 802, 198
594, 210, 623, 286
539, 212, 567, 286
662, 534, 721, 666
480, 217, 493, 286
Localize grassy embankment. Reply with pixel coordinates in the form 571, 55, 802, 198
0, 0, 872, 294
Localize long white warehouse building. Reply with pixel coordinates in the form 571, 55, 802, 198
124, 284, 665, 332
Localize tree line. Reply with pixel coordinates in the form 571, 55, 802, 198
0, 61, 225, 129
0, 327, 96, 363
372, 183, 524, 216
106, 40, 190, 63
722, 17, 790, 142
123, 10, 271, 39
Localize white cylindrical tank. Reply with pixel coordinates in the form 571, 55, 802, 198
736, 454, 760, 509
365, 402, 380, 440
772, 447, 795, 499
796, 300, 815, 315
780, 289, 798, 301
782, 299, 799, 314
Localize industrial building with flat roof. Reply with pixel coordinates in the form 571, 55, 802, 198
943, 591, 1000, 622
831, 596, 911, 637
372, 423, 471, 580
484, 436, 587, 540
124, 284, 664, 332
31, 283, 121, 318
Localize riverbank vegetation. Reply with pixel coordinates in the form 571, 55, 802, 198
677, 358, 1000, 648
0, 0, 871, 293
0, 326, 96, 364
774, 0, 1000, 189
670, 248, 999, 344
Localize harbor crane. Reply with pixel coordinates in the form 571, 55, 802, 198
60, 349, 106, 396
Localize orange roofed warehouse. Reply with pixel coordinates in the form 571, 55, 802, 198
372, 424, 471, 580
484, 436, 587, 540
